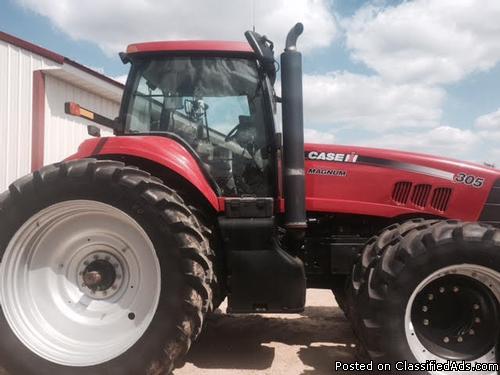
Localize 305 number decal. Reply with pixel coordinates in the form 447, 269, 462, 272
454, 173, 485, 188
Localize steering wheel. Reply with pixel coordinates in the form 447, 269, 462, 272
225, 123, 241, 142
225, 115, 254, 143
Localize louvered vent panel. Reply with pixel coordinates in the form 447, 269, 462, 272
392, 181, 412, 204
411, 184, 432, 208
431, 188, 452, 212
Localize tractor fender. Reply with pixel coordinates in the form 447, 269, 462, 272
66, 135, 221, 211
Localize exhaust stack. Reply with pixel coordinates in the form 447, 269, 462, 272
281, 23, 307, 231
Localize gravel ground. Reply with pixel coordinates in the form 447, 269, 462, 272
175, 289, 358, 375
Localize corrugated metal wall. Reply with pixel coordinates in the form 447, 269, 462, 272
44, 75, 117, 165
0, 38, 122, 193
0, 40, 59, 192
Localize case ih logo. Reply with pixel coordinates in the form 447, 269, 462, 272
305, 151, 359, 163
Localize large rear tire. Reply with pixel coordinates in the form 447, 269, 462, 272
0, 159, 213, 374
349, 220, 500, 375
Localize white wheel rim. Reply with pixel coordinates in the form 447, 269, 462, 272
405, 264, 500, 375
0, 200, 162, 367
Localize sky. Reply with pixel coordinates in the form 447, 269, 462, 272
1, 0, 500, 166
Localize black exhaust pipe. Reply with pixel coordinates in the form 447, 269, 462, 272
281, 23, 307, 232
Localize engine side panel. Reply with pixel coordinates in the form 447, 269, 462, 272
66, 136, 221, 210
304, 144, 500, 221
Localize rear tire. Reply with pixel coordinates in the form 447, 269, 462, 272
0, 159, 213, 375
349, 220, 500, 374
188, 205, 226, 310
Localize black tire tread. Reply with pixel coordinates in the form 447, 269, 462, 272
345, 218, 440, 360
0, 158, 213, 375
187, 205, 224, 311
350, 219, 500, 368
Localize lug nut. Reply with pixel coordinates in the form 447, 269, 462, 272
443, 337, 450, 343
428, 294, 434, 301
457, 336, 463, 343
475, 317, 481, 324
473, 304, 480, 310
453, 286, 460, 293
469, 329, 475, 336
439, 287, 446, 293
422, 305, 428, 312
423, 319, 429, 326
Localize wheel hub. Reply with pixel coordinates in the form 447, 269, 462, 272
405, 264, 500, 374
411, 274, 498, 360
83, 270, 104, 288
78, 252, 123, 299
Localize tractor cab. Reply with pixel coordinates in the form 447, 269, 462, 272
119, 41, 279, 198
109, 29, 309, 314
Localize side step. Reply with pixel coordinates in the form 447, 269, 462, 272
219, 198, 306, 314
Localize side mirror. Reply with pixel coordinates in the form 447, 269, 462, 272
245, 30, 276, 84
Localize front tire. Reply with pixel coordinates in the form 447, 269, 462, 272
0, 159, 213, 374
350, 220, 500, 374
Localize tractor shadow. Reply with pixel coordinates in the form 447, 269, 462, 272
179, 302, 361, 374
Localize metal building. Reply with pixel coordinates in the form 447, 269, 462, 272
0, 31, 124, 192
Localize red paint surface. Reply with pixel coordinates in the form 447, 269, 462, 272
127, 41, 253, 55
31, 71, 45, 171
67, 136, 500, 221
67, 136, 221, 210
303, 144, 500, 221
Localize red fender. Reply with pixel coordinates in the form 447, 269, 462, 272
66, 136, 221, 211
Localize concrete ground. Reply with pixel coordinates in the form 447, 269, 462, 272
175, 289, 358, 375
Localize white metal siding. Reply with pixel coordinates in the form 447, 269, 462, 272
44, 75, 118, 165
0, 40, 59, 192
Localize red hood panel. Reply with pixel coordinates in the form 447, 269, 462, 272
305, 143, 495, 175
304, 144, 500, 221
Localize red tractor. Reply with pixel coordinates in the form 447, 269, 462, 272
0, 23, 498, 374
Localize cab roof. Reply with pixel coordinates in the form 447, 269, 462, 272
126, 41, 254, 55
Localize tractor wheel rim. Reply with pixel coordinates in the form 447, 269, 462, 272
0, 200, 161, 367
405, 264, 500, 375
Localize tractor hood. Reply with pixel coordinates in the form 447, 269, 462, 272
303, 143, 500, 223
305, 143, 497, 177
